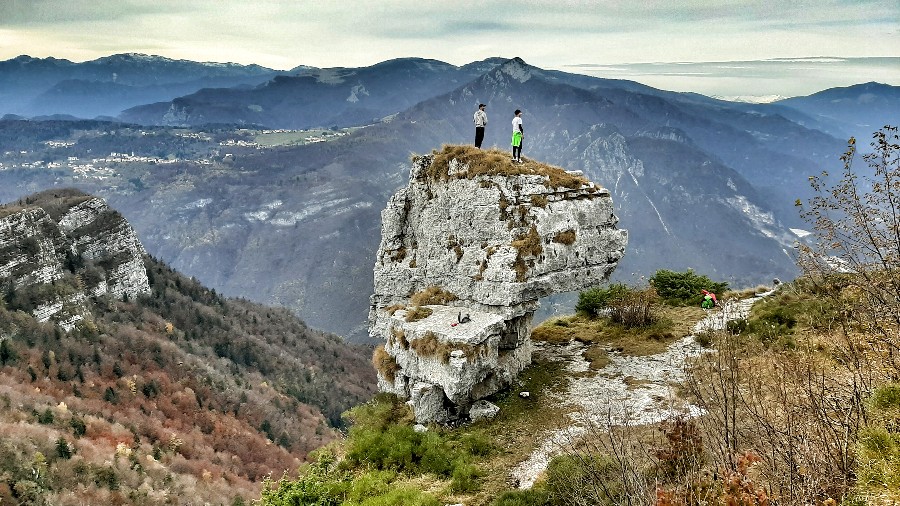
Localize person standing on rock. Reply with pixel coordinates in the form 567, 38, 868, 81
474, 104, 487, 148
511, 109, 524, 162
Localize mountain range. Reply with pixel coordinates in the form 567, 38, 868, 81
0, 55, 895, 342
0, 53, 279, 118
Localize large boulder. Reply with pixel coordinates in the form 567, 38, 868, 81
369, 146, 627, 423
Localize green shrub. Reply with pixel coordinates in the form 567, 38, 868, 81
344, 470, 397, 503
649, 269, 728, 306
458, 432, 493, 457
545, 454, 626, 505
491, 489, 550, 506
850, 382, 900, 501
450, 461, 482, 493
745, 298, 799, 348
576, 283, 629, 317
870, 383, 900, 411
352, 487, 440, 506
258, 451, 349, 506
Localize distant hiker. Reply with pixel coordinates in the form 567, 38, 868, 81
511, 109, 524, 162
701, 289, 718, 309
474, 104, 487, 148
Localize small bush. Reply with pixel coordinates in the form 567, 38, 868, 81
725, 318, 748, 335
545, 454, 625, 505
650, 269, 728, 306
745, 298, 799, 348
607, 286, 659, 329
450, 461, 482, 493
576, 283, 629, 318
653, 417, 704, 479
871, 383, 900, 411
258, 451, 349, 505
694, 330, 715, 348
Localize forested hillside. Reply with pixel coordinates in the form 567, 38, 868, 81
0, 254, 376, 504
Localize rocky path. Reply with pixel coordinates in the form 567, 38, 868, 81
511, 291, 774, 489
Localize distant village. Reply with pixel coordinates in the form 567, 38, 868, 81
0, 127, 351, 181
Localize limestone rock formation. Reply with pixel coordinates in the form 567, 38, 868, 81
369, 146, 627, 423
0, 190, 151, 329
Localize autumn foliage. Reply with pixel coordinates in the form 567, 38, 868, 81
0, 255, 376, 504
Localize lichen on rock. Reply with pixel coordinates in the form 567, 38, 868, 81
369, 145, 628, 423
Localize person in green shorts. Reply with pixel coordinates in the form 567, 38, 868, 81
511, 109, 523, 162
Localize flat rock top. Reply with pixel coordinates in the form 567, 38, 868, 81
393, 305, 506, 345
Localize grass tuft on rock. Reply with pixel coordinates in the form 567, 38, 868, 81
426, 145, 589, 190
410, 286, 458, 306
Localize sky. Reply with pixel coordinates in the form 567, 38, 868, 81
1, 0, 898, 97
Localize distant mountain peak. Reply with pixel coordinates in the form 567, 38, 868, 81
497, 57, 532, 83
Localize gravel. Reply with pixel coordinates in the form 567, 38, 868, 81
511, 291, 774, 488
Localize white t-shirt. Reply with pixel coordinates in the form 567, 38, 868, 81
512, 116, 522, 134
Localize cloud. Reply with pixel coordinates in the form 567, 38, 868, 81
562, 56, 900, 96
0, 0, 896, 93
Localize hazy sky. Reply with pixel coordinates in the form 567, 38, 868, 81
1, 0, 898, 96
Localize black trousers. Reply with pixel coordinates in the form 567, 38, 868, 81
512, 139, 522, 159
475, 127, 485, 148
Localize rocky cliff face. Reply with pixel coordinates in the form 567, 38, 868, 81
0, 190, 150, 329
369, 146, 627, 423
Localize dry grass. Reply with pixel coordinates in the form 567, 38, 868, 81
410, 286, 458, 306
446, 235, 465, 262
407, 331, 486, 364
583, 345, 611, 370
409, 331, 452, 363
511, 225, 543, 281
530, 195, 548, 207
372, 345, 401, 383
405, 306, 433, 322
390, 247, 407, 262
384, 304, 405, 315
532, 305, 706, 357
552, 229, 577, 245
425, 145, 589, 190
390, 327, 409, 350
0, 204, 29, 219
724, 285, 772, 300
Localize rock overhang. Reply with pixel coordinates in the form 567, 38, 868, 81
369, 145, 627, 423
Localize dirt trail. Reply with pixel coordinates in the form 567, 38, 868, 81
512, 291, 773, 489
